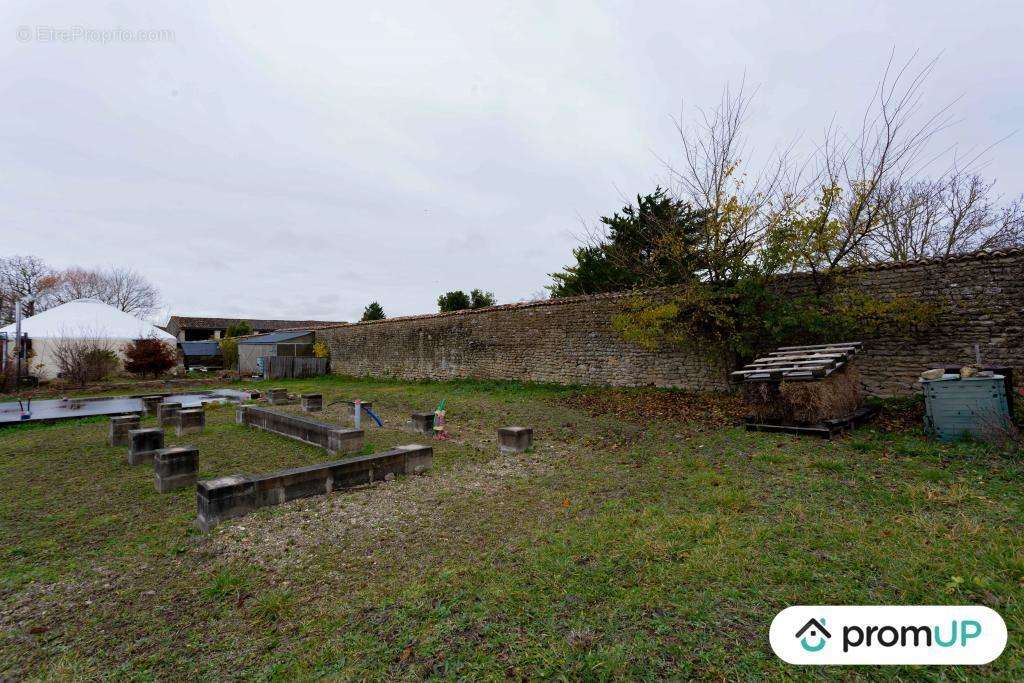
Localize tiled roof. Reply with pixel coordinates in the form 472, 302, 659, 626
237, 330, 314, 345
839, 246, 1024, 273
165, 316, 345, 334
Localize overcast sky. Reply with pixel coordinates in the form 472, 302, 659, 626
2, 1, 1021, 323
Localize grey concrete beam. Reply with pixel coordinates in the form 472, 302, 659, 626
196, 444, 432, 531
237, 405, 363, 454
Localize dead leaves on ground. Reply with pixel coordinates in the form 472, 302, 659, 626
564, 388, 746, 428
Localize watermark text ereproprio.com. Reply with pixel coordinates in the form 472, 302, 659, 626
16, 25, 175, 44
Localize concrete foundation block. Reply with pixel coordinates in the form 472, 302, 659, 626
128, 428, 165, 465
498, 426, 533, 453
411, 412, 435, 434
157, 402, 183, 427
196, 444, 432, 531
267, 388, 289, 405
176, 408, 205, 435
301, 393, 323, 412
141, 396, 164, 416
154, 445, 199, 493
109, 415, 141, 447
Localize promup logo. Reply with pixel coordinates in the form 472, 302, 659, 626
770, 606, 1006, 665
795, 618, 831, 652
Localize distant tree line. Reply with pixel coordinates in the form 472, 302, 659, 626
357, 288, 497, 322
438, 289, 495, 312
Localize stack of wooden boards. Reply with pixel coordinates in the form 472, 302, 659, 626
735, 341, 875, 437
730, 342, 863, 383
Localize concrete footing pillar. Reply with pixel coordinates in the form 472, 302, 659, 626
176, 408, 205, 435
411, 412, 434, 434
141, 396, 164, 416
267, 388, 289, 405
301, 393, 323, 412
498, 426, 533, 453
128, 428, 164, 465
154, 446, 199, 493
109, 415, 141, 447
157, 402, 182, 428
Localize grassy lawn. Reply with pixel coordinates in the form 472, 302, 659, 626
1, 375, 1021, 680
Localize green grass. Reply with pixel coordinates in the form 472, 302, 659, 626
0, 375, 1022, 680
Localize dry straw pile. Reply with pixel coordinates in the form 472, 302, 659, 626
743, 364, 863, 424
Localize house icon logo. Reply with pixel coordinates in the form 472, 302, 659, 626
795, 618, 831, 652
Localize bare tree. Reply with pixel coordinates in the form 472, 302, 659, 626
664, 80, 801, 282
866, 172, 1024, 260
104, 267, 161, 316
657, 53, 1021, 295
48, 327, 120, 386
1, 257, 162, 324
50, 267, 107, 304
51, 266, 161, 316
0, 255, 59, 321
790, 53, 961, 291
0, 274, 11, 327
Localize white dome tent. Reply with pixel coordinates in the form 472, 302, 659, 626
0, 298, 177, 380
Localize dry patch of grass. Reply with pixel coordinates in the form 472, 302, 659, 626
210, 449, 554, 571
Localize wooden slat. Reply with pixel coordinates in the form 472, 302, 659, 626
744, 405, 878, 437
777, 341, 863, 349
733, 366, 839, 380
746, 358, 840, 368
761, 351, 847, 360
765, 351, 850, 360
737, 341, 861, 383
740, 373, 818, 382
741, 359, 839, 370
775, 342, 862, 352
763, 350, 851, 358
732, 366, 830, 377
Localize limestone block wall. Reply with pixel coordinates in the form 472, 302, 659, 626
316, 250, 1024, 396
318, 291, 733, 391
807, 250, 1024, 395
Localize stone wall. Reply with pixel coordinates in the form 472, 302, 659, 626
319, 291, 734, 391
799, 249, 1024, 395
317, 249, 1024, 396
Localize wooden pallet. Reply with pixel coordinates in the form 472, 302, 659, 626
731, 341, 863, 382
744, 405, 879, 438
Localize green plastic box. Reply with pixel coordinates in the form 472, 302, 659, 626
921, 374, 1011, 442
